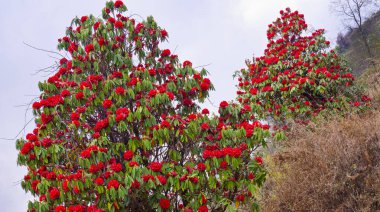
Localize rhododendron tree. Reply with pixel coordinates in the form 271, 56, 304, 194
235, 8, 370, 128
16, 1, 269, 211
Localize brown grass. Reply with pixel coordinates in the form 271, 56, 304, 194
258, 110, 380, 212
356, 61, 380, 107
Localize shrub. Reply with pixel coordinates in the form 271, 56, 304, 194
234, 8, 368, 127
16, 1, 269, 211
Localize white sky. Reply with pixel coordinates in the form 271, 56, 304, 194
0, 0, 342, 210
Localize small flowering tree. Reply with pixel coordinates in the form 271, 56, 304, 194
16, 1, 269, 211
235, 8, 370, 128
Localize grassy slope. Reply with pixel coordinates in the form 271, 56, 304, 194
255, 15, 380, 211
257, 63, 380, 211
259, 111, 380, 211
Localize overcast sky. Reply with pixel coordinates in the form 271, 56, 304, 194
0, 0, 343, 211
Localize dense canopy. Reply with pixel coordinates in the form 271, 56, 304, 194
17, 1, 268, 211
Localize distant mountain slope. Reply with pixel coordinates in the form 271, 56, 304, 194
337, 10, 380, 76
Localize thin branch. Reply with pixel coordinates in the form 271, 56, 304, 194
23, 41, 66, 58
0, 117, 34, 141
194, 63, 212, 69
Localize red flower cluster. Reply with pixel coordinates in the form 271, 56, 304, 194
85, 44, 94, 54
123, 150, 134, 160
202, 147, 242, 159
115, 107, 129, 122
114, 0, 124, 8
107, 179, 120, 189
148, 162, 163, 172
94, 118, 109, 132
200, 78, 211, 91
49, 187, 60, 200
161, 49, 171, 57
219, 101, 229, 108
159, 198, 170, 210
115, 86, 125, 95
20, 142, 34, 155
197, 163, 206, 171
102, 99, 113, 109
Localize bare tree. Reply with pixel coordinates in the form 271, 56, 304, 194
336, 32, 350, 51
331, 0, 379, 57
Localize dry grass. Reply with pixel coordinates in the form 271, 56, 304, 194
258, 110, 380, 212
356, 61, 380, 107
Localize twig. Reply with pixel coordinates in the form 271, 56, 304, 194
0, 117, 34, 141
194, 63, 212, 69
23, 41, 66, 58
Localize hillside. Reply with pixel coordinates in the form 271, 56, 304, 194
338, 10, 380, 76
257, 62, 380, 211
255, 12, 380, 211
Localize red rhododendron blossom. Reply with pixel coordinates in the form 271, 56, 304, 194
219, 101, 228, 108
142, 174, 155, 182
160, 120, 170, 128
156, 175, 167, 185
94, 118, 109, 132
197, 163, 206, 171
110, 163, 123, 172
248, 173, 255, 180
80, 150, 91, 158
26, 133, 37, 142
159, 198, 170, 210
200, 82, 210, 91
148, 162, 162, 172
39, 194, 46, 202
49, 187, 60, 200
201, 123, 209, 130
102, 99, 113, 109
160, 29, 168, 37
198, 206, 208, 212
201, 109, 209, 115
95, 177, 104, 186
75, 92, 84, 100
129, 161, 139, 167
183, 60, 192, 67
123, 150, 134, 160
20, 142, 33, 155
166, 92, 174, 100
115, 21, 123, 28
85, 44, 94, 53
80, 16, 88, 23
249, 88, 258, 95
161, 49, 171, 57
220, 161, 228, 169
32, 102, 42, 109
115, 86, 125, 95
131, 180, 140, 189
55, 206, 66, 212
236, 194, 245, 202
114, 0, 124, 8
61, 89, 70, 97
93, 22, 101, 30
73, 186, 80, 194
107, 179, 120, 189
255, 156, 263, 165
148, 89, 157, 97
